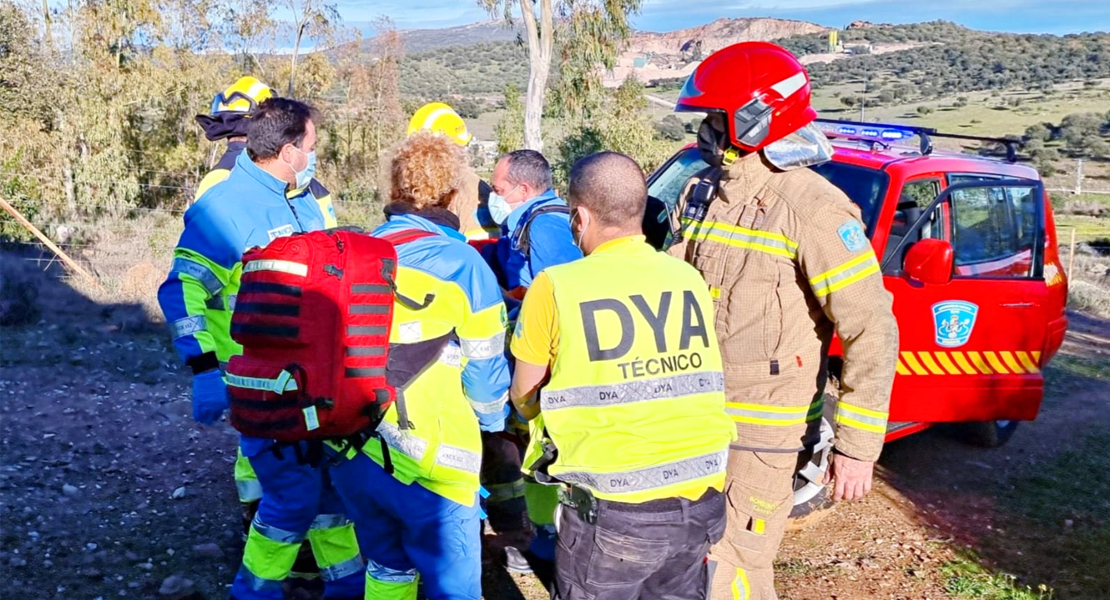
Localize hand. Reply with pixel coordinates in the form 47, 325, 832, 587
191, 370, 229, 425
823, 452, 875, 502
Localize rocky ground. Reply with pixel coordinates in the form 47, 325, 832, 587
1, 255, 1107, 600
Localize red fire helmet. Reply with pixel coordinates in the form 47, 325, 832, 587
676, 41, 817, 152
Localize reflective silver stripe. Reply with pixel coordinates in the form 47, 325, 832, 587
319, 555, 364, 582
376, 421, 429, 463
541, 372, 724, 411
226, 371, 298, 394
236, 479, 262, 502
170, 315, 206, 339
725, 403, 809, 426
468, 392, 507, 415
235, 565, 283, 592
251, 515, 304, 544
439, 344, 462, 368
808, 253, 880, 298
367, 559, 418, 583
682, 220, 799, 259
310, 513, 350, 530
460, 332, 505, 360
228, 294, 237, 311
435, 443, 482, 474
557, 450, 728, 496
171, 257, 223, 295
243, 259, 308, 277
835, 404, 888, 429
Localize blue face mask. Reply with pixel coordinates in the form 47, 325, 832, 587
285, 146, 317, 189
487, 185, 520, 225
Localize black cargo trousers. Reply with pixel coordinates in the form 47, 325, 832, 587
553, 488, 726, 600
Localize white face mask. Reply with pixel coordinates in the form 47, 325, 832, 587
488, 185, 520, 225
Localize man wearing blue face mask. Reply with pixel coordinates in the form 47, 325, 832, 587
488, 150, 582, 299
158, 97, 363, 600
483, 150, 581, 576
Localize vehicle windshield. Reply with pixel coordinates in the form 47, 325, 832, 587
808, 162, 889, 235
647, 148, 889, 236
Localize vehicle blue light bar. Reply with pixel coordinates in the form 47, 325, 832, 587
815, 118, 1024, 163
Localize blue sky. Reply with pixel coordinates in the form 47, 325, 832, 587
335, 0, 1110, 35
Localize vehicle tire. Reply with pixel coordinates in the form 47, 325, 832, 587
788, 413, 835, 529
961, 420, 1020, 448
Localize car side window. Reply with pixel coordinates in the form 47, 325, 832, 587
947, 184, 1039, 278
885, 178, 941, 267
646, 148, 708, 213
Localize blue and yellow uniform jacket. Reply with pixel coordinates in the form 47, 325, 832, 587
194, 142, 338, 228
495, 189, 581, 291
361, 211, 511, 506
158, 150, 330, 454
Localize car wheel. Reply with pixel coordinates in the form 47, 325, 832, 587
788, 414, 835, 529
961, 420, 1020, 448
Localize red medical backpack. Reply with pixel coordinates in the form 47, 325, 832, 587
226, 228, 432, 442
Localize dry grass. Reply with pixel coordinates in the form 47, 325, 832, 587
1067, 245, 1110, 318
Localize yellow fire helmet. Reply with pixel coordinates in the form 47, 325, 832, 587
407, 102, 473, 146
210, 76, 275, 116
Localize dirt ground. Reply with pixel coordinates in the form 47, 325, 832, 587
1, 254, 1108, 600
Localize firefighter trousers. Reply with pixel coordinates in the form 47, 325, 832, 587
708, 449, 797, 600
230, 442, 364, 600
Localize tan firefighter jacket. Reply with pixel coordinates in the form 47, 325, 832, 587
668, 152, 898, 462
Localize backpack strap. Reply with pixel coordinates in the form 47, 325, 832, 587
379, 229, 438, 246
378, 229, 439, 311
673, 166, 723, 245
513, 204, 571, 257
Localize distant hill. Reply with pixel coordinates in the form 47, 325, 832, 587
628, 17, 827, 56
356, 20, 526, 55
388, 18, 1110, 105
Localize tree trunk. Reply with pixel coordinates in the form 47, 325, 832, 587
519, 0, 553, 151
289, 20, 306, 95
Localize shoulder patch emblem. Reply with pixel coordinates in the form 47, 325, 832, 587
836, 220, 867, 253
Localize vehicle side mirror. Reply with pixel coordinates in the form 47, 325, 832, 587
904, 239, 953, 285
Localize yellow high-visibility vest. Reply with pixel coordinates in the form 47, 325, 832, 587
524, 237, 735, 503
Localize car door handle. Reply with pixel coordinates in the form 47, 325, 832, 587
1002, 302, 1034, 308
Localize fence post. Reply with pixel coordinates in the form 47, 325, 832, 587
1068, 227, 1077, 277
1075, 158, 1083, 195
0, 197, 104, 291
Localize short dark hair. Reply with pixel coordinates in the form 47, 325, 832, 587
247, 98, 319, 161
501, 149, 553, 192
568, 152, 646, 229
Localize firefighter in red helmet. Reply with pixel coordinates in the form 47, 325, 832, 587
667, 42, 899, 600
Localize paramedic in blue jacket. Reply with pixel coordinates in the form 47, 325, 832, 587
483, 150, 580, 573
489, 150, 582, 298
157, 98, 363, 600
328, 131, 510, 600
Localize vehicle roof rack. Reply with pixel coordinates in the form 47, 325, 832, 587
814, 118, 1023, 163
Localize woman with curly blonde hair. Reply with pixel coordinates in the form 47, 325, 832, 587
329, 130, 510, 600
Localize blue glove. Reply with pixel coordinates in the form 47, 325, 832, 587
191, 370, 229, 425
478, 403, 511, 433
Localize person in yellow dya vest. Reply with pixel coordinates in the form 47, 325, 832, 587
510, 151, 736, 600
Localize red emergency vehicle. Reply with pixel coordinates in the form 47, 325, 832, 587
647, 119, 1069, 511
